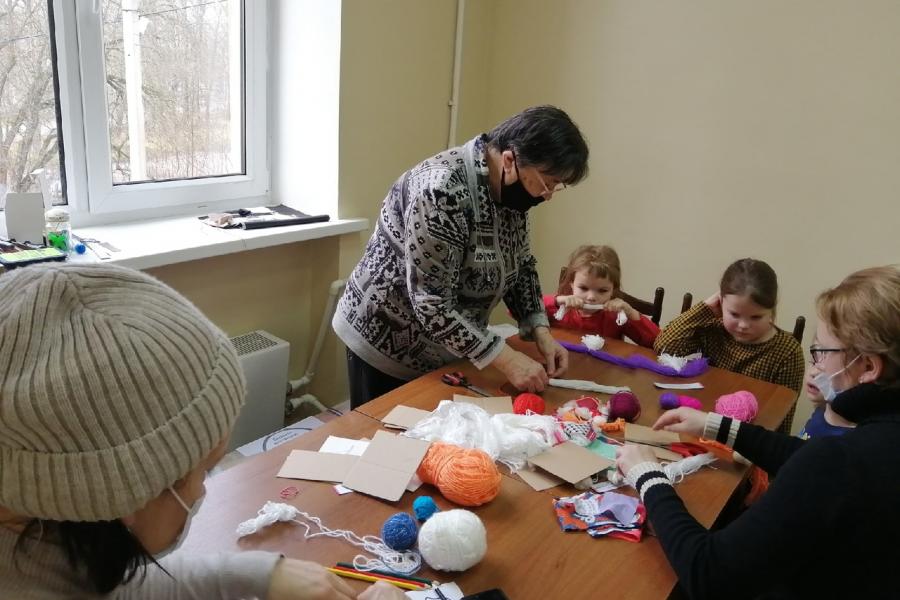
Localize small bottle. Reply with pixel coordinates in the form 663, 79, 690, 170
45, 207, 71, 254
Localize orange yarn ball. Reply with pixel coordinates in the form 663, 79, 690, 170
417, 442, 502, 507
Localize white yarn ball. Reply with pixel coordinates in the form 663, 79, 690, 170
417, 509, 487, 572
581, 334, 605, 350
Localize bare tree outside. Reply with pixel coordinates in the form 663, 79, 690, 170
0, 0, 62, 201
103, 0, 242, 184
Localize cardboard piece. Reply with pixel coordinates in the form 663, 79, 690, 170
452, 393, 514, 415
516, 467, 565, 492
528, 441, 615, 485
624, 423, 680, 446
342, 430, 432, 501
3, 192, 45, 244
653, 446, 684, 462
381, 405, 432, 430
276, 450, 358, 482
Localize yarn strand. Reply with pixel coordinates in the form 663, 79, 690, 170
237, 501, 422, 574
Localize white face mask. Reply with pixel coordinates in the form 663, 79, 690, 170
812, 354, 860, 402
154, 486, 205, 560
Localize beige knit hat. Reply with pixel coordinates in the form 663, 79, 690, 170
0, 263, 245, 521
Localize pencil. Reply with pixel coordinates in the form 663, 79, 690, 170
330, 565, 428, 588
335, 562, 434, 586
326, 567, 426, 590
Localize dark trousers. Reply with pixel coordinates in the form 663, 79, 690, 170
346, 348, 408, 409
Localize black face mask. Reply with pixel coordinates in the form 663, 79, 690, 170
498, 160, 545, 213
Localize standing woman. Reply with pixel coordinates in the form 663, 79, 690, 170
334, 106, 590, 407
616, 265, 900, 599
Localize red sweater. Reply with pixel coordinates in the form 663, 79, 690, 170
543, 295, 660, 348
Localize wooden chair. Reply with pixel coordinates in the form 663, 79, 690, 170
557, 267, 665, 325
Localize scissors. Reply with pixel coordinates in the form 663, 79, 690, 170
441, 371, 490, 397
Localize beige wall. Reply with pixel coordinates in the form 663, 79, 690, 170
483, 0, 900, 430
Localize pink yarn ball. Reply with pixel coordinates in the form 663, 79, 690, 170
608, 391, 641, 422
513, 393, 545, 415
715, 391, 758, 422
679, 395, 704, 410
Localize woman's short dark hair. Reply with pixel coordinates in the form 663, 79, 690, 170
720, 258, 779, 310
15, 518, 161, 593
485, 105, 589, 185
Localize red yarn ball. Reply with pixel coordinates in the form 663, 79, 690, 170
608, 391, 641, 422
513, 393, 545, 415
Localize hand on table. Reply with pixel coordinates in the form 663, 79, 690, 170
268, 559, 356, 600
534, 326, 568, 378
653, 407, 708, 438
492, 345, 549, 392
356, 580, 409, 600
615, 444, 660, 477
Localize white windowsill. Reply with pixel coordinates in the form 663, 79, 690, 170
2, 213, 369, 271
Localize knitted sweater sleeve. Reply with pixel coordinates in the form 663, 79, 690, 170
403, 187, 503, 368
642, 440, 847, 600
111, 551, 279, 599
654, 303, 719, 356
704, 412, 806, 475
503, 218, 549, 340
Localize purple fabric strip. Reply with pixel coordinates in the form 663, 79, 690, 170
559, 341, 709, 378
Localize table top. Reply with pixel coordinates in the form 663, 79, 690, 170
182, 330, 796, 599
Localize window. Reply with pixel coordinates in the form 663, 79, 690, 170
1, 0, 268, 219
0, 0, 66, 205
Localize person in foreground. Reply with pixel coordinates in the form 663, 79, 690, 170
0, 263, 404, 600
617, 265, 900, 599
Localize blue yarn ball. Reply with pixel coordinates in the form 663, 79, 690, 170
413, 495, 439, 522
381, 512, 418, 551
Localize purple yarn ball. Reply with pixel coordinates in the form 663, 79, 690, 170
659, 392, 680, 410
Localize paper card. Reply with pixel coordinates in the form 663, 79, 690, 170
654, 381, 704, 390
452, 393, 513, 415
277, 450, 358, 482
342, 430, 432, 501
334, 484, 353, 495
405, 582, 464, 600
381, 405, 433, 430
516, 467, 565, 492
653, 447, 684, 462
528, 441, 615, 484
319, 435, 369, 456
624, 423, 680, 446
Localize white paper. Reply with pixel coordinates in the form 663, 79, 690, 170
549, 378, 630, 395
653, 382, 704, 390
333, 484, 353, 495
319, 435, 369, 456
234, 416, 325, 457
405, 583, 464, 600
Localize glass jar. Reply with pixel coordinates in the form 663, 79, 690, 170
45, 207, 71, 254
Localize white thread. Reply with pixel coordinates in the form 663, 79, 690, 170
549, 378, 630, 395
581, 334, 605, 350
554, 303, 608, 321
607, 453, 717, 487
237, 501, 422, 574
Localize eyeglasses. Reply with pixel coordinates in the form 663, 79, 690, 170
534, 170, 567, 197
808, 345, 845, 365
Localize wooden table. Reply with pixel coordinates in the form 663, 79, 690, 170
183, 330, 796, 599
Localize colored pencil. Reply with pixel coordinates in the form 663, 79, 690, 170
330, 565, 428, 588
335, 562, 434, 586
326, 567, 426, 590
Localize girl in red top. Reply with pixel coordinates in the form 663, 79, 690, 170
545, 245, 660, 348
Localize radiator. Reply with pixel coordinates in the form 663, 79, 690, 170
228, 330, 290, 450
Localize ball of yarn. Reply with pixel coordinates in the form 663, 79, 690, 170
413, 495, 439, 522
513, 392, 545, 415
608, 391, 641, 422
418, 509, 487, 571
381, 512, 418, 551
715, 390, 758, 422
659, 392, 703, 410
417, 442, 502, 507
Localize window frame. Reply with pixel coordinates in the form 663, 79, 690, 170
54, 0, 268, 219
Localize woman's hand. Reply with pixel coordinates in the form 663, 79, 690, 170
357, 580, 409, 600
615, 444, 660, 477
604, 298, 640, 321
269, 559, 356, 600
492, 345, 549, 392
704, 292, 722, 318
534, 326, 568, 377
653, 407, 708, 438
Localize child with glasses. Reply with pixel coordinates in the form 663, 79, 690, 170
797, 345, 855, 439
654, 258, 805, 432
547, 244, 660, 348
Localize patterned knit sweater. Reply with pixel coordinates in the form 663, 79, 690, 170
333, 135, 549, 380
655, 303, 804, 430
